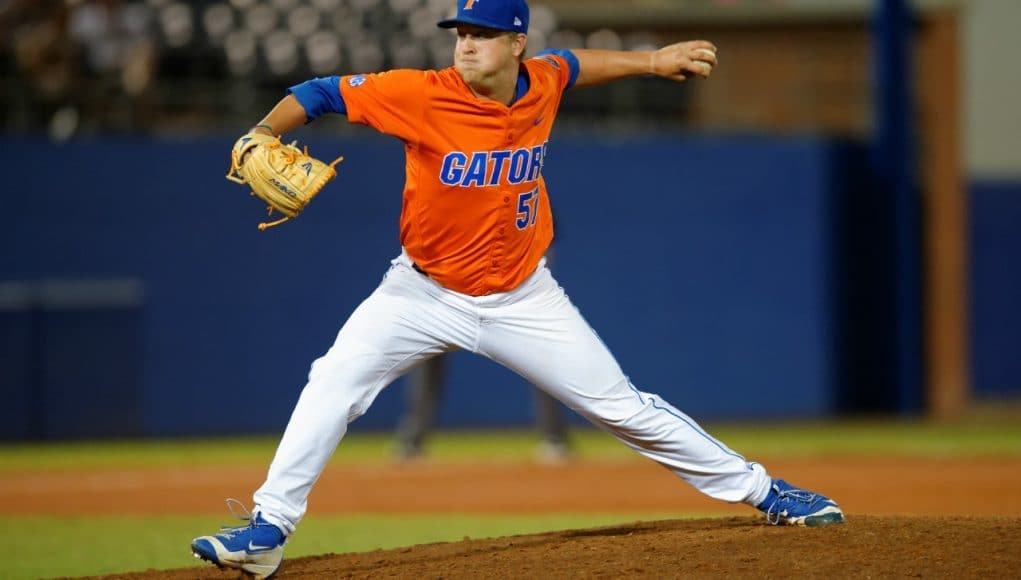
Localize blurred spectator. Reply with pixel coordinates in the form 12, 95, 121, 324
0, 0, 699, 134
2, 0, 159, 136
4, 0, 80, 134
69, 0, 157, 133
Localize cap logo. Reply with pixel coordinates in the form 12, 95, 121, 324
513, 17, 522, 26
464, 0, 477, 9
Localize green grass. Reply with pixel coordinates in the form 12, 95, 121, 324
1, 420, 1019, 472
5, 513, 698, 579
707, 419, 1021, 457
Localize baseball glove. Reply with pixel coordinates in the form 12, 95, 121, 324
226, 132, 343, 230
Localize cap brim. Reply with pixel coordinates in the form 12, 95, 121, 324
436, 15, 517, 32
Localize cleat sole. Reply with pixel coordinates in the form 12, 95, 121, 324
804, 512, 846, 527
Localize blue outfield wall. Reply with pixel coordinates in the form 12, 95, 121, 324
2, 134, 882, 438
969, 180, 1021, 397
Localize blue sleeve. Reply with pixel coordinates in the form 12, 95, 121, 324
287, 76, 347, 121
535, 48, 580, 90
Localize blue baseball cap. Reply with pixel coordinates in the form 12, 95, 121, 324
437, 0, 529, 34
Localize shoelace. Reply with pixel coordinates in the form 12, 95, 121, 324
765, 486, 819, 525
218, 497, 257, 538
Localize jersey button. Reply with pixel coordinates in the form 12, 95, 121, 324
491, 259, 499, 267
503, 196, 510, 204
499, 227, 506, 235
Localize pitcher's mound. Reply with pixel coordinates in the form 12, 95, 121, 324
102, 515, 1021, 579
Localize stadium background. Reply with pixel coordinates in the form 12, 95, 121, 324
3, 0, 1019, 437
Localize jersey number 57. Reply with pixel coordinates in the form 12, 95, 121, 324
516, 187, 540, 230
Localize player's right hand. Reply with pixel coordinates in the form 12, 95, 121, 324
650, 41, 717, 82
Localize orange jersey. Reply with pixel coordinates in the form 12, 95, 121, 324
339, 55, 572, 296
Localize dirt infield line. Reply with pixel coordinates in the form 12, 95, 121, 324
3, 456, 1020, 516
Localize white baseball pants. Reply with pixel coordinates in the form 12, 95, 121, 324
253, 250, 772, 534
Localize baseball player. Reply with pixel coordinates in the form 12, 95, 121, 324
193, 1, 845, 577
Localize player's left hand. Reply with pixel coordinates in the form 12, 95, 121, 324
225, 132, 343, 230
650, 41, 717, 82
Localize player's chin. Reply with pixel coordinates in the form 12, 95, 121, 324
455, 64, 480, 82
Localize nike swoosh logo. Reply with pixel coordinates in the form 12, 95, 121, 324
248, 540, 275, 552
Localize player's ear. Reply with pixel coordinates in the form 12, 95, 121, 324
512, 33, 527, 59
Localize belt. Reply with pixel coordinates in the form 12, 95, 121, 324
411, 262, 429, 277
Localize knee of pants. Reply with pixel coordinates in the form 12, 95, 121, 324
575, 379, 650, 429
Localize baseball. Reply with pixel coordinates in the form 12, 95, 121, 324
692, 47, 716, 73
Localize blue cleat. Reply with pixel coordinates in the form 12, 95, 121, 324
191, 499, 287, 579
757, 479, 846, 527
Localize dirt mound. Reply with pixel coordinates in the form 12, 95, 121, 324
94, 516, 1021, 579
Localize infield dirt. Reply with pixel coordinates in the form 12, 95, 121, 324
94, 515, 1021, 579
